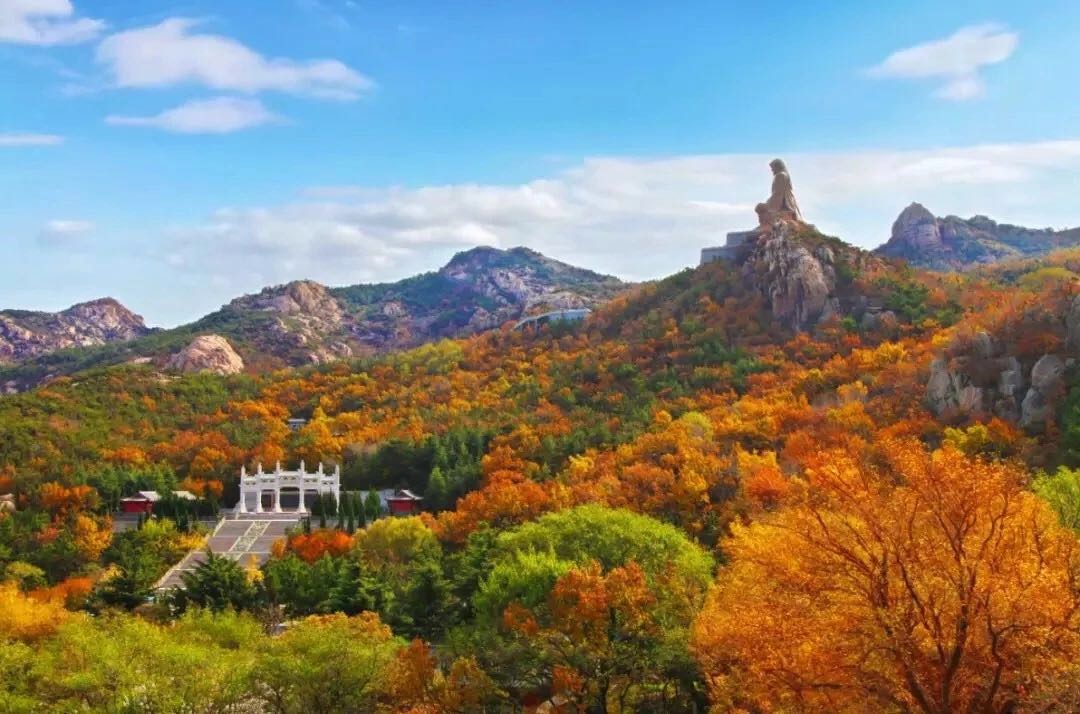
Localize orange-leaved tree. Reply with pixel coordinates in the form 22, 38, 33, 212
693, 440, 1080, 713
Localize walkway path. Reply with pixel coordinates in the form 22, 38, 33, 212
155, 512, 302, 590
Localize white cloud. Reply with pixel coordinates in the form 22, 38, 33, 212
106, 97, 282, 134
0, 0, 103, 45
39, 219, 93, 246
95, 18, 372, 100
156, 140, 1080, 301
0, 132, 64, 146
867, 24, 1018, 100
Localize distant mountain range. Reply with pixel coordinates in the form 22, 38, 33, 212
6, 206, 1080, 393
0, 247, 628, 391
0, 298, 149, 365
874, 203, 1080, 271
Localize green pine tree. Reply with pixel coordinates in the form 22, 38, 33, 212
364, 491, 381, 523
425, 466, 449, 511
399, 558, 453, 640
173, 550, 259, 614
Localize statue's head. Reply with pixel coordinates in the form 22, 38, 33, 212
769, 158, 787, 174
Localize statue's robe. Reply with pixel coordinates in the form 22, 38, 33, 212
764, 171, 802, 221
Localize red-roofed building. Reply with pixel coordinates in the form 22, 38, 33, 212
120, 490, 197, 515
386, 489, 423, 516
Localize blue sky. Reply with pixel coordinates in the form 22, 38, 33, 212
3, 1, 1080, 326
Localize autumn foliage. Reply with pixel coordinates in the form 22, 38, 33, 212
0, 582, 72, 642
275, 529, 355, 563
693, 440, 1080, 712
2, 235, 1080, 710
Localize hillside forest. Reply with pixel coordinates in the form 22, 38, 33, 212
5, 225, 1080, 712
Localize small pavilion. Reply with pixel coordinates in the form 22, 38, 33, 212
236, 461, 340, 514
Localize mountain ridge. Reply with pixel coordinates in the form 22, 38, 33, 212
874, 202, 1080, 271
0, 297, 149, 366
0, 246, 628, 391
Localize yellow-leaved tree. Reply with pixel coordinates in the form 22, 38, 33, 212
693, 440, 1080, 713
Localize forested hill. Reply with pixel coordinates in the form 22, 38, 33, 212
5, 224, 1080, 710
0, 246, 627, 392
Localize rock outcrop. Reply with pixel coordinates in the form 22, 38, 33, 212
746, 231, 839, 331
0, 298, 149, 364
228, 280, 354, 364
735, 224, 886, 332
925, 328, 1072, 432
1020, 354, 1066, 429
875, 203, 1080, 271
167, 335, 245, 376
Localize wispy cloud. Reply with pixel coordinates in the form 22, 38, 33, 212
95, 18, 372, 100
867, 24, 1018, 100
39, 219, 93, 246
0, 132, 64, 146
106, 97, 282, 134
0, 0, 103, 46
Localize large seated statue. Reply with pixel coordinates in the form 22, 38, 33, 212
755, 158, 803, 228
699, 157, 808, 265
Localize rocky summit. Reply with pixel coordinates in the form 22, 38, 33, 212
0, 298, 148, 365
207, 246, 626, 365
333, 246, 626, 352
875, 202, 1080, 271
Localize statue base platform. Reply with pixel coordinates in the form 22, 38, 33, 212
700, 229, 760, 266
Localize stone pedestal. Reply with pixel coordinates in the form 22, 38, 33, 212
700, 229, 760, 265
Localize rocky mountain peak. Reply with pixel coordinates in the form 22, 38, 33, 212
231, 280, 339, 318
875, 205, 1080, 271
442, 245, 503, 269
60, 298, 147, 336
888, 203, 943, 254
0, 297, 149, 365
895, 202, 934, 222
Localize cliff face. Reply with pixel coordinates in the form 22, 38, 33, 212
875, 203, 1080, 271
737, 224, 890, 332
0, 298, 149, 365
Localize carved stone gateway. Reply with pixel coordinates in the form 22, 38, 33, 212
237, 461, 340, 514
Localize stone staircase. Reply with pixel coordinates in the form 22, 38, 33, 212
155, 512, 302, 590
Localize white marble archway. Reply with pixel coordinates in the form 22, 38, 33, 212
237, 461, 340, 515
